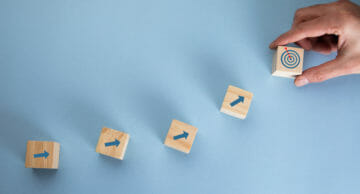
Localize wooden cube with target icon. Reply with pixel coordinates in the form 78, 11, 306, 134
272, 46, 304, 78
220, 85, 253, 119
96, 127, 130, 160
164, 120, 198, 154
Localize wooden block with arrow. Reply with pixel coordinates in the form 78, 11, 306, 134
96, 127, 130, 160
25, 140, 60, 169
220, 85, 253, 119
164, 120, 198, 154
272, 46, 304, 78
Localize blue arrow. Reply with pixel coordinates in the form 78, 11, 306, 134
173, 131, 189, 140
230, 96, 245, 107
33, 150, 49, 159
105, 139, 120, 147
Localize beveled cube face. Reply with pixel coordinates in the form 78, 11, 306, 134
95, 127, 130, 160
25, 141, 60, 169
272, 46, 304, 78
220, 85, 253, 119
164, 120, 198, 154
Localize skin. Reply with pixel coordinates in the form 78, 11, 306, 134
269, 0, 360, 87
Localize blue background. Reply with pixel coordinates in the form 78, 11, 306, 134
1, 0, 360, 193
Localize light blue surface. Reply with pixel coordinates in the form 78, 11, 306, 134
1, 0, 360, 193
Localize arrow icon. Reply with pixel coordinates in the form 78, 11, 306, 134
285, 47, 292, 60
105, 139, 120, 147
173, 131, 189, 140
230, 96, 245, 107
33, 150, 49, 159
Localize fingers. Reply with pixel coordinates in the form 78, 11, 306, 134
307, 35, 338, 54
323, 35, 338, 52
293, 4, 326, 25
294, 58, 350, 87
270, 17, 333, 49
295, 39, 312, 50
310, 38, 333, 54
292, 5, 329, 50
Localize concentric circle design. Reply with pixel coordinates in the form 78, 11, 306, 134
280, 49, 300, 69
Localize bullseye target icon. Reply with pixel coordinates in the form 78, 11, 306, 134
280, 48, 301, 69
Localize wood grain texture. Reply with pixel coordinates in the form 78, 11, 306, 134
272, 46, 304, 78
220, 85, 253, 119
164, 120, 198, 154
95, 127, 130, 160
25, 141, 60, 169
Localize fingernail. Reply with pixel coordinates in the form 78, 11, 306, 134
295, 76, 309, 87
269, 41, 275, 48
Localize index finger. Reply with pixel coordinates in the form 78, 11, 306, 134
292, 4, 327, 26
269, 17, 335, 49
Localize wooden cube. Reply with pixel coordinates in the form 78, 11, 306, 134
25, 141, 60, 169
272, 46, 304, 78
96, 127, 130, 160
164, 120, 198, 154
220, 85, 253, 119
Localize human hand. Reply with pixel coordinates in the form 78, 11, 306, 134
269, 0, 360, 87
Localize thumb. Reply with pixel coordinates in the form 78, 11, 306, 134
294, 58, 349, 87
